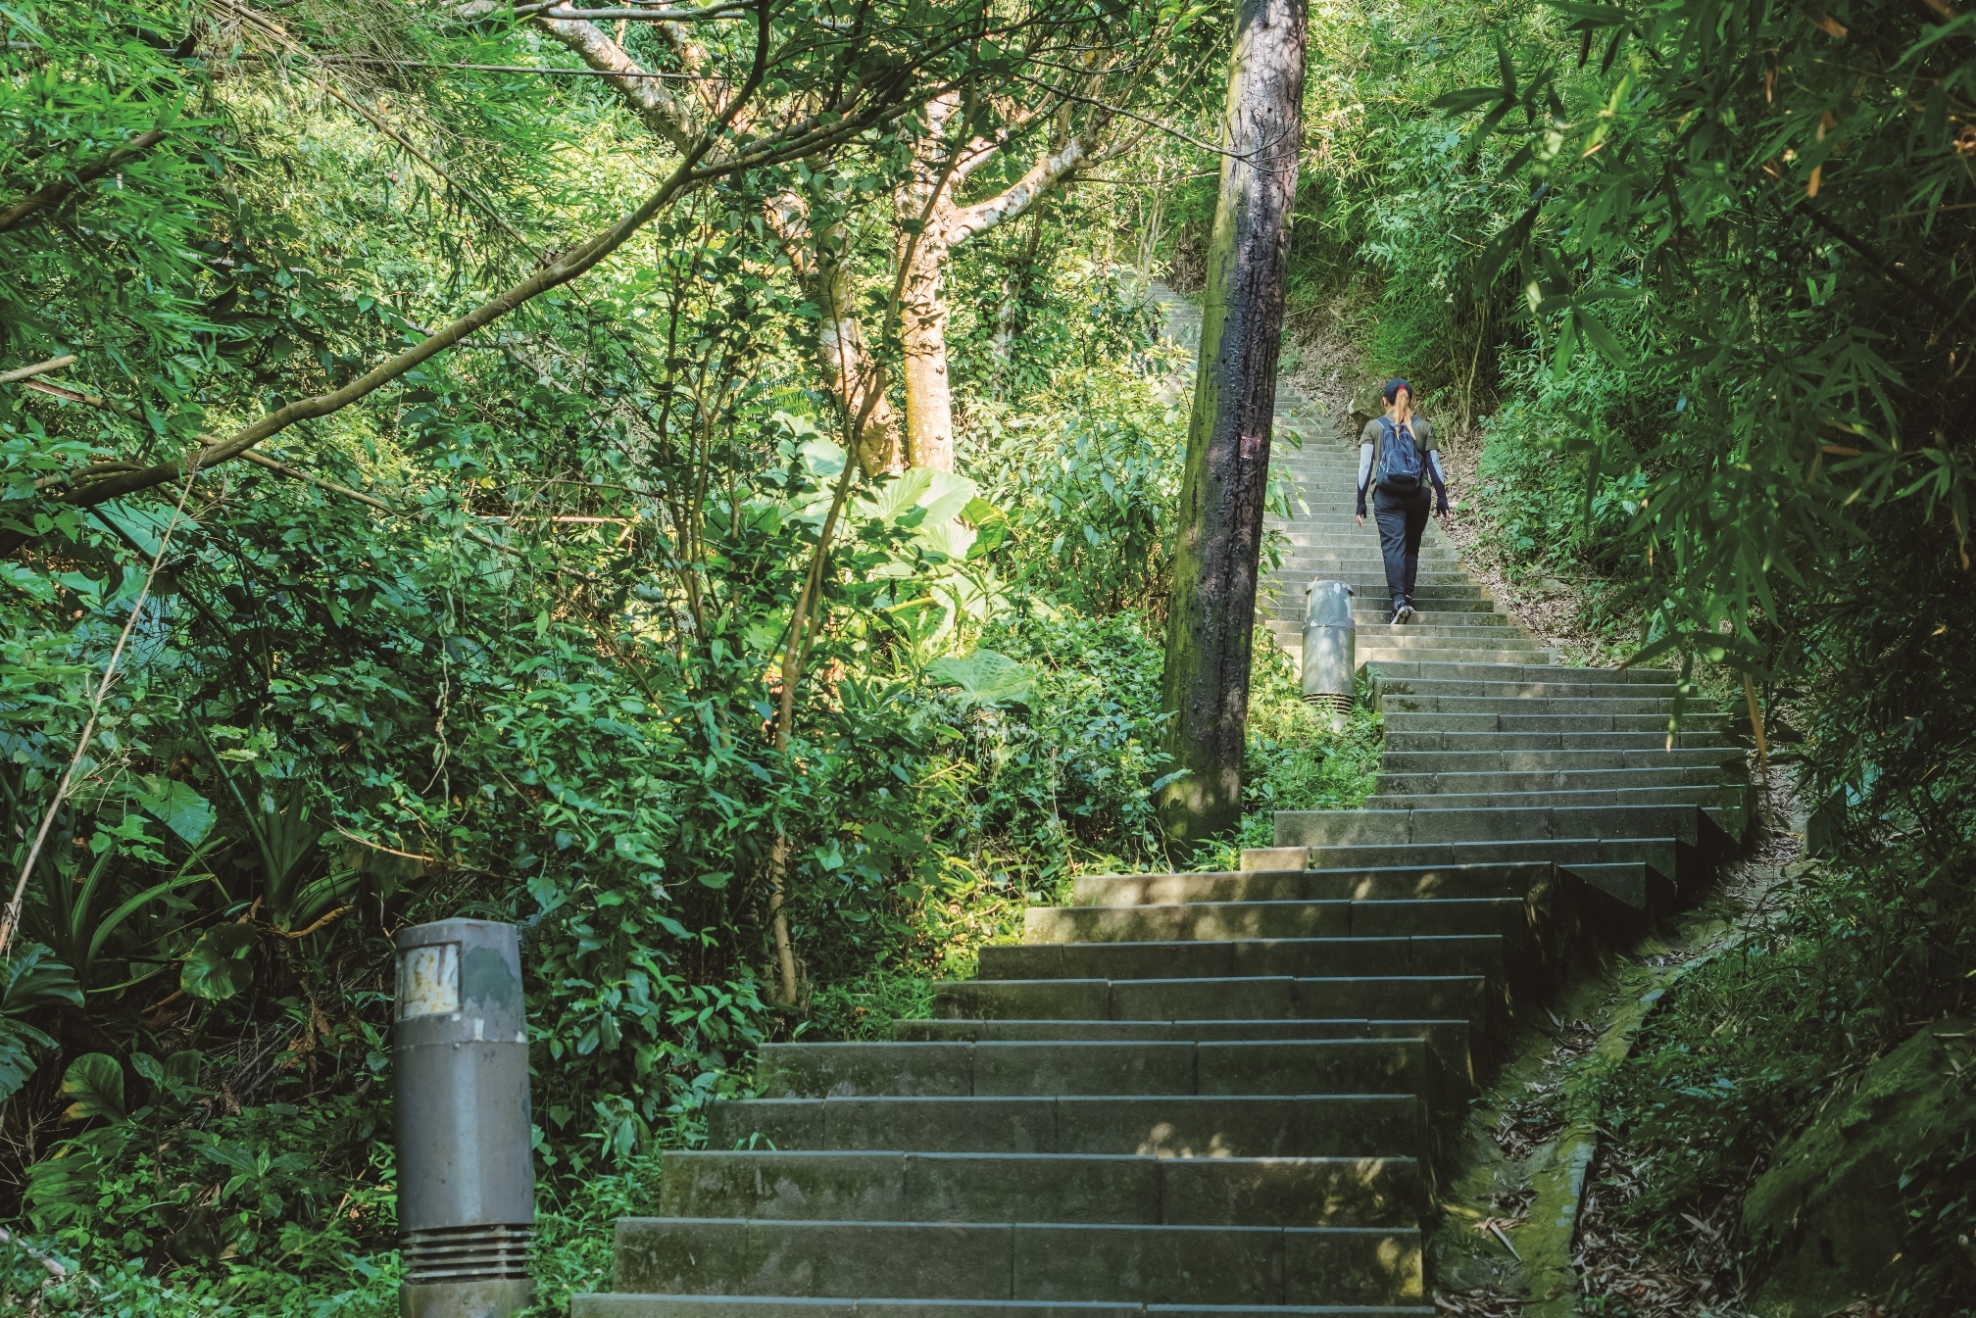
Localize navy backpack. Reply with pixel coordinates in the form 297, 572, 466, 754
1376, 416, 1425, 493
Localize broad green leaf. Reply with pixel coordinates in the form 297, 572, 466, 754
60, 1053, 125, 1123
1, 942, 84, 1016
926, 650, 1036, 708
181, 923, 258, 1001
132, 775, 216, 845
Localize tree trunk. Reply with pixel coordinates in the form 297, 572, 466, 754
769, 190, 904, 474
1156, 0, 1307, 841
812, 220, 904, 474
900, 229, 957, 470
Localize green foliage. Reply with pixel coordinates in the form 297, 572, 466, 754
967, 358, 1188, 617
1206, 637, 1383, 865
1598, 846, 1976, 1306
0, 945, 82, 1104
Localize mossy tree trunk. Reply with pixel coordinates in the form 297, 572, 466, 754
1157, 0, 1307, 841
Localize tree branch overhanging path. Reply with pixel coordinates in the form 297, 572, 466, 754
0, 0, 1018, 556
516, 0, 1164, 472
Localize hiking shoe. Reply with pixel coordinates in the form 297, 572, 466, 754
1392, 602, 1415, 625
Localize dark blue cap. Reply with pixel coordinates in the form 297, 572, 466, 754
1383, 378, 1411, 403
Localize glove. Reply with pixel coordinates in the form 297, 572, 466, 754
1435, 494, 1450, 516
1355, 491, 1368, 518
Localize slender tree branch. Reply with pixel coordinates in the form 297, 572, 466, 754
0, 131, 166, 233
479, 0, 750, 19
0, 355, 77, 384
531, 5, 750, 18
208, 0, 542, 257
306, 56, 706, 79
1006, 71, 1268, 160
0, 468, 199, 961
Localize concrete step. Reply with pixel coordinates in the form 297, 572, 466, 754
931, 975, 1491, 1027
1273, 802, 1719, 850
1375, 766, 1729, 796
705, 1091, 1429, 1159
654, 1149, 1424, 1226
1354, 609, 1518, 625
1378, 676, 1678, 699
889, 1017, 1481, 1099
1024, 896, 1522, 943
1288, 835, 1688, 876
1366, 783, 1741, 812
1380, 711, 1728, 735
1380, 747, 1741, 774
1379, 695, 1688, 717
1382, 729, 1740, 753
753, 1038, 1435, 1102
603, 1217, 1425, 1306
1071, 863, 1548, 907
1358, 660, 1680, 686
984, 936, 1504, 984
1361, 648, 1556, 667
575, 1296, 1436, 1318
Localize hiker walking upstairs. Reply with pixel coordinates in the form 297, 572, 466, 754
1355, 378, 1451, 624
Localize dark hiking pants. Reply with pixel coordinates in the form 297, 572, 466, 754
1373, 484, 1431, 613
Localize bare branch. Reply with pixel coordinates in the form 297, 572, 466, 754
308, 57, 705, 78
494, 0, 750, 19
948, 132, 1098, 246
1006, 71, 1258, 160
530, 5, 749, 18
235, 451, 397, 513
530, 13, 702, 148
0, 355, 77, 385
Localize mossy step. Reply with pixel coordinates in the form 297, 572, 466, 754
983, 936, 1503, 985
1381, 729, 1739, 753
1376, 765, 1728, 795
654, 1150, 1423, 1226
1273, 801, 1717, 849
704, 1092, 1427, 1159
931, 974, 1490, 1026
753, 1038, 1433, 1102
572, 1297, 1435, 1318
1379, 747, 1739, 774
603, 1218, 1424, 1305
1024, 896, 1521, 942
1069, 863, 1548, 907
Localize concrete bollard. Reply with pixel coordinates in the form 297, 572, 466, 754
1301, 579, 1355, 717
395, 919, 534, 1318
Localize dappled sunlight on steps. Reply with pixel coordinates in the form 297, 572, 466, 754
566, 297, 1754, 1318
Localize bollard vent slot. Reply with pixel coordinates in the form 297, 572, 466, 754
401, 1224, 533, 1282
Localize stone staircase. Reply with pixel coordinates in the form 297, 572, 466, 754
568, 298, 1753, 1318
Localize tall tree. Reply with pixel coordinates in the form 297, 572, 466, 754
895, 91, 1114, 470
1156, 0, 1306, 840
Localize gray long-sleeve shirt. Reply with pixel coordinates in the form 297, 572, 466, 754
1357, 415, 1447, 502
